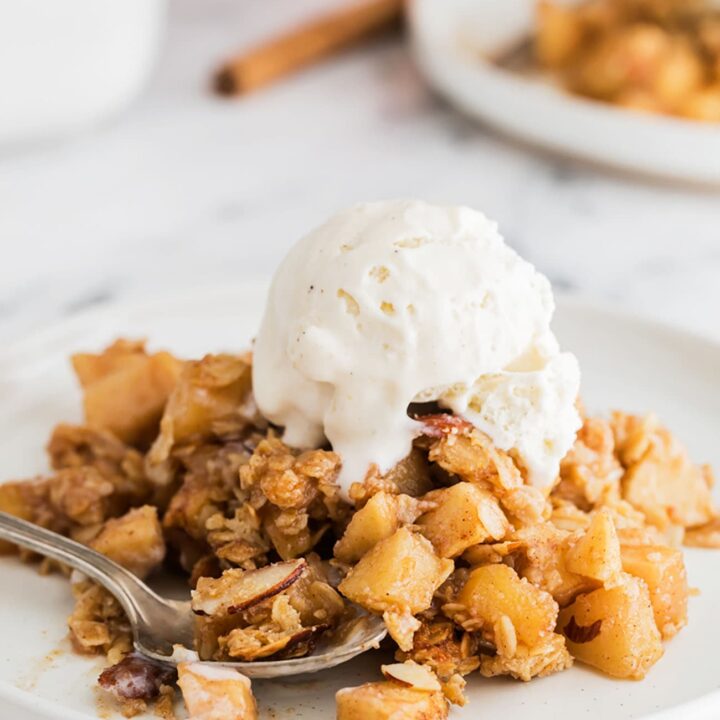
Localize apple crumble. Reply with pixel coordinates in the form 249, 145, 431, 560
0, 339, 717, 719
534, 0, 720, 121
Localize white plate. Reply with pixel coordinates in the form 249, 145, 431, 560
409, 0, 720, 183
1, 283, 719, 720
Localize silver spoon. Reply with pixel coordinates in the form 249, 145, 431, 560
0, 510, 386, 679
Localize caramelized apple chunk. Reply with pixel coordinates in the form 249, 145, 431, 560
417, 483, 509, 558
73, 339, 183, 448
383, 448, 434, 497
339, 528, 453, 649
428, 428, 523, 493
684, 516, 720, 548
177, 662, 257, 720
89, 505, 166, 579
149, 354, 257, 463
620, 543, 688, 639
503, 524, 596, 606
339, 528, 452, 615
336, 680, 448, 720
565, 509, 622, 585
613, 413, 715, 529
455, 564, 558, 648
558, 574, 664, 679
334, 491, 400, 563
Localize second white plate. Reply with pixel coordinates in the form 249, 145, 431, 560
409, 0, 720, 183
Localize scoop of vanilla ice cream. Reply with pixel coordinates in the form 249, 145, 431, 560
253, 200, 581, 497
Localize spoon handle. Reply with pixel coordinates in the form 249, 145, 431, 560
0, 511, 169, 631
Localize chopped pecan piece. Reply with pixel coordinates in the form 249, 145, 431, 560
98, 653, 176, 701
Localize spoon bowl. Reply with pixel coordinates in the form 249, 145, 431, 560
0, 511, 387, 678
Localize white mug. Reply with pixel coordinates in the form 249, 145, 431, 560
0, 0, 167, 146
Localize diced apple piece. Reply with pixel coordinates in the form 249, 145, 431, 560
616, 526, 664, 547
90, 505, 165, 579
334, 491, 399, 563
456, 564, 558, 648
191, 559, 306, 616
418, 483, 509, 558
620, 544, 688, 639
622, 447, 714, 529
427, 429, 522, 492
381, 661, 441, 692
177, 662, 257, 720
507, 525, 597, 607
558, 575, 663, 679
384, 449, 433, 497
462, 541, 518, 567
685, 517, 720, 548
153, 354, 253, 448
72, 339, 146, 386
336, 681, 448, 720
75, 342, 183, 447
338, 528, 453, 616
565, 510, 622, 585
264, 510, 325, 561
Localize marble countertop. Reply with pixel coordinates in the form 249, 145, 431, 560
1, 0, 718, 346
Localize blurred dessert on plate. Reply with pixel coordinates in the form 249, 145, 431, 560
535, 0, 720, 121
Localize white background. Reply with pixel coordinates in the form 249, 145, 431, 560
1, 0, 719, 344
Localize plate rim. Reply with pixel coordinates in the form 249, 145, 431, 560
408, 0, 720, 184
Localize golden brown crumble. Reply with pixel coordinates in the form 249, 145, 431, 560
685, 517, 720, 548
69, 579, 132, 663
1, 339, 717, 719
479, 633, 573, 681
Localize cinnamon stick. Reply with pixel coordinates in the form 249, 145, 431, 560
215, 0, 404, 96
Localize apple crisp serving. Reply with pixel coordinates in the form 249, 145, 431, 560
534, 0, 720, 121
1, 339, 717, 720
